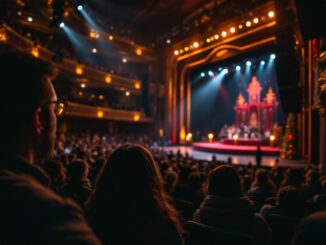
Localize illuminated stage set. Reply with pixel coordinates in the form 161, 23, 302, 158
165, 4, 287, 160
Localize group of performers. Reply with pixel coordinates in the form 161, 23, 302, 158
218, 123, 281, 141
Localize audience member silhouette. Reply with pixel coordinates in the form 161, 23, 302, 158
61, 159, 93, 207
0, 50, 100, 244
193, 165, 271, 245
87, 144, 183, 245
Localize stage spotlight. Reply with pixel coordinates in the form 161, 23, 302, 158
193, 42, 199, 48
174, 50, 179, 55
125, 91, 130, 96
166, 39, 171, 44
223, 68, 229, 74
208, 70, 214, 77
27, 17, 33, 22
221, 31, 227, 37
253, 18, 259, 24
233, 134, 239, 140
246, 61, 252, 66
92, 48, 97, 53
270, 135, 275, 142
230, 27, 236, 33
81, 83, 86, 88
246, 21, 251, 27
270, 53, 276, 60
59, 22, 65, 28
200, 72, 205, 77
218, 67, 223, 72
260, 60, 266, 65
122, 58, 127, 63
236, 65, 241, 71
77, 5, 83, 11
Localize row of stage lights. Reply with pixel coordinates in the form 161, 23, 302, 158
52, 4, 142, 60
200, 53, 276, 78
174, 10, 275, 56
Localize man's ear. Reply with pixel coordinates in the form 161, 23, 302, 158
33, 108, 45, 136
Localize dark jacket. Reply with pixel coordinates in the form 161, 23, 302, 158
0, 155, 100, 245
193, 195, 271, 245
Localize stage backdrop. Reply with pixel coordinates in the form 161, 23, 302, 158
190, 53, 283, 138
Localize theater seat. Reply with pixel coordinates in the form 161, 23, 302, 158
184, 221, 255, 245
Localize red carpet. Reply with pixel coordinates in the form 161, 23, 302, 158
192, 142, 281, 156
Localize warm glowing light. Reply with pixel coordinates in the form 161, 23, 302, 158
186, 133, 193, 141
135, 82, 141, 89
230, 27, 236, 33
122, 58, 127, 63
193, 42, 199, 48
166, 39, 171, 44
136, 48, 142, 56
78, 91, 83, 96
81, 83, 86, 88
253, 17, 259, 24
0, 29, 7, 42
208, 133, 214, 141
270, 135, 275, 141
125, 91, 130, 96
214, 34, 219, 40
174, 50, 179, 55
179, 49, 184, 54
108, 35, 113, 40
92, 48, 97, 53
105, 75, 112, 84
99, 95, 104, 100
76, 65, 83, 75
133, 114, 140, 121
27, 17, 33, 22
159, 128, 164, 137
246, 21, 251, 27
268, 11, 275, 18
97, 111, 104, 118
233, 134, 239, 140
238, 24, 243, 29
206, 38, 211, 43
89, 29, 100, 39
64, 10, 69, 17
31, 47, 39, 57
184, 46, 189, 52
221, 31, 227, 37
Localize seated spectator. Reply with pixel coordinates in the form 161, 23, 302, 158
291, 211, 326, 245
61, 159, 93, 207
43, 159, 67, 193
248, 169, 276, 211
87, 144, 183, 245
280, 168, 305, 189
260, 186, 308, 245
261, 186, 308, 219
312, 179, 326, 211
193, 165, 271, 245
303, 169, 321, 199
0, 49, 100, 244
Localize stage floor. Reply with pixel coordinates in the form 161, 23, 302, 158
161, 146, 307, 168
193, 142, 281, 156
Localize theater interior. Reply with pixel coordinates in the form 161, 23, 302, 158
0, 0, 326, 243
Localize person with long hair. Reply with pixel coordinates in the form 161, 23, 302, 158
87, 144, 183, 245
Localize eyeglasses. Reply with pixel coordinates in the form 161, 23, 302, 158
41, 100, 68, 116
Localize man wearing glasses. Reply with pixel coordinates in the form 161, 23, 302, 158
0, 49, 101, 244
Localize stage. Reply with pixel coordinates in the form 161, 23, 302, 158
192, 141, 281, 156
